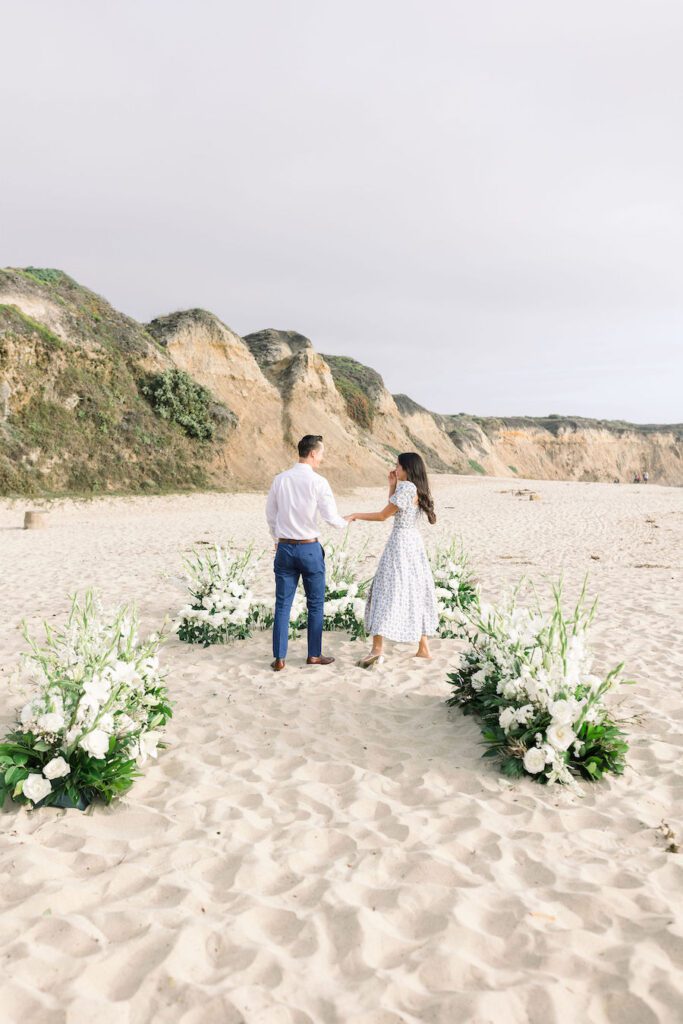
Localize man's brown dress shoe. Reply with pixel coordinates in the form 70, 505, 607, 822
306, 655, 335, 666
271, 658, 286, 671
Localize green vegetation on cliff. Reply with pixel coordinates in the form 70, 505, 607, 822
0, 270, 222, 496
322, 354, 384, 430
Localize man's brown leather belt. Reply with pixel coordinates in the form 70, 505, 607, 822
278, 538, 318, 545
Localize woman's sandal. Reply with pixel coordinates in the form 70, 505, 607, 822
357, 652, 385, 669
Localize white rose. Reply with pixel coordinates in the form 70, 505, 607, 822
523, 747, 547, 774
23, 773, 52, 804
79, 729, 110, 759
43, 756, 71, 780
547, 723, 576, 752
36, 712, 65, 734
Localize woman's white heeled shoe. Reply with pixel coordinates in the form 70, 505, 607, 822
357, 653, 385, 669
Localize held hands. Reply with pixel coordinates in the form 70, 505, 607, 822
344, 513, 357, 524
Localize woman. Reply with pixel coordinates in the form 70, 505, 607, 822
346, 452, 439, 667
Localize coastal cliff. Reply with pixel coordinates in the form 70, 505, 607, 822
1, 268, 680, 495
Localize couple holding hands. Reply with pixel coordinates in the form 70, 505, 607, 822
265, 434, 439, 671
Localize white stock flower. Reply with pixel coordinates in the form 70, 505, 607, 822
499, 707, 516, 732
23, 773, 52, 804
514, 704, 535, 726
98, 713, 115, 734
116, 713, 136, 735
36, 712, 65, 734
523, 747, 547, 774
547, 723, 576, 752
19, 703, 37, 726
43, 756, 71, 780
471, 668, 488, 692
79, 729, 110, 759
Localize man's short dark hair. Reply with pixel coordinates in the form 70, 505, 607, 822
298, 434, 323, 459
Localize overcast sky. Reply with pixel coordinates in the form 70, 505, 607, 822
3, 1, 682, 422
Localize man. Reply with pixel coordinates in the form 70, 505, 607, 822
265, 434, 349, 671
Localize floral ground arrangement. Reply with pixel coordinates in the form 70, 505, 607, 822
289, 540, 369, 641
0, 593, 172, 810
175, 544, 265, 646
432, 540, 480, 639
447, 580, 633, 788
175, 540, 369, 645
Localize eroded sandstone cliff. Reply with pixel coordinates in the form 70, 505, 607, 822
0, 268, 680, 495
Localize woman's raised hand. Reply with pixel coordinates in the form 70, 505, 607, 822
388, 469, 397, 486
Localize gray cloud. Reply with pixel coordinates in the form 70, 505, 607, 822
2, 0, 682, 421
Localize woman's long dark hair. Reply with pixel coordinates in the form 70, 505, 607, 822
398, 452, 436, 525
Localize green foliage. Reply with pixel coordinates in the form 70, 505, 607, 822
508, 465, 518, 474
0, 736, 140, 809
0, 304, 64, 349
323, 354, 384, 430
468, 459, 486, 475
20, 267, 67, 286
141, 368, 217, 441
0, 286, 218, 496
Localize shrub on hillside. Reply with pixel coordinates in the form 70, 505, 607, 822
142, 368, 217, 441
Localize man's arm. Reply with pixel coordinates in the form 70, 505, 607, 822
317, 478, 348, 530
265, 479, 279, 540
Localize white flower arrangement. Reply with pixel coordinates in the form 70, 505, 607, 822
175, 543, 265, 646
447, 579, 632, 787
0, 592, 171, 810
431, 540, 480, 639
284, 539, 369, 641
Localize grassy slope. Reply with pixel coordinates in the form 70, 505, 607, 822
0, 270, 217, 496
322, 354, 385, 429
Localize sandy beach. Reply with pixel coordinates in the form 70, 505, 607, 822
1, 475, 682, 1024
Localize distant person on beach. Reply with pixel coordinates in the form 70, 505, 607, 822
643, 471, 649, 483
265, 434, 348, 672
346, 452, 439, 668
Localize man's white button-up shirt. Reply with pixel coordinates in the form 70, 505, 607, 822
265, 463, 347, 540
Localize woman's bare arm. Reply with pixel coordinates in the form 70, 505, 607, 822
346, 503, 397, 523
